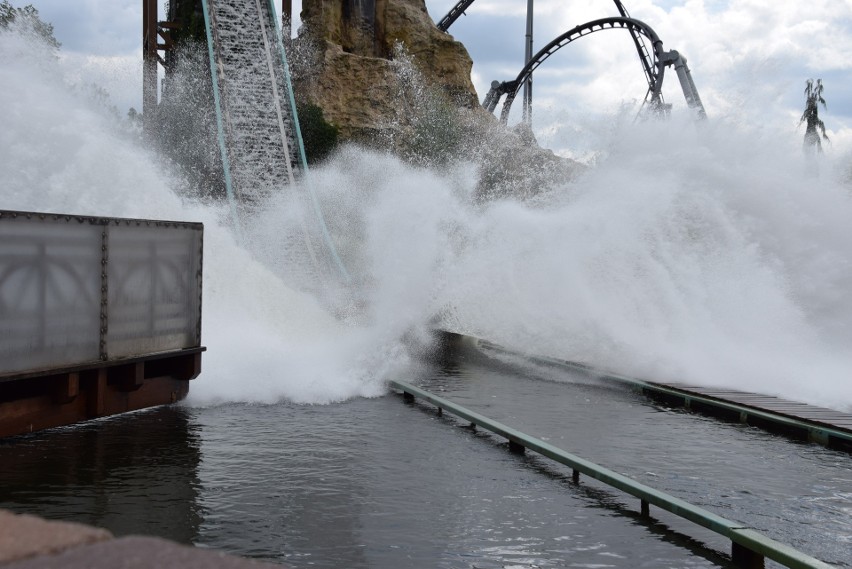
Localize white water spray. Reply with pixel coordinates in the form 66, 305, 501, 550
2, 27, 851, 410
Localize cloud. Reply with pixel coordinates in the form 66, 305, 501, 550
25, 0, 141, 55
59, 51, 142, 113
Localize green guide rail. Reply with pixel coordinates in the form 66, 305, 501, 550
389, 379, 834, 569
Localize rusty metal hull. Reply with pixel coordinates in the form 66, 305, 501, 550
0, 348, 204, 438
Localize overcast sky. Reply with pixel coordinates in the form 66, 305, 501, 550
16, 0, 852, 153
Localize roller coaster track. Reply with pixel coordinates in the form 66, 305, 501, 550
483, 17, 665, 121
437, 0, 664, 113
436, 1, 655, 90
200, 0, 350, 287
435, 0, 476, 32
612, 0, 658, 104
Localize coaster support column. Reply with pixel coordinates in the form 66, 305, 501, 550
142, 0, 158, 137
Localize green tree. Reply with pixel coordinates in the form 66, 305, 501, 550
297, 103, 339, 164
0, 1, 60, 50
800, 78, 828, 153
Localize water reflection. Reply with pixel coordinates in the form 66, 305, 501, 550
0, 406, 202, 543
418, 340, 852, 567
192, 403, 372, 566
8, 343, 844, 567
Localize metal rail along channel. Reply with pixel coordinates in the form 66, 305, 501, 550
389, 379, 834, 569
475, 337, 852, 452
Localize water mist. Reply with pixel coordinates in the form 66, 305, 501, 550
2, 24, 851, 412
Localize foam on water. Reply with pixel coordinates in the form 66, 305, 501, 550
2, 27, 851, 410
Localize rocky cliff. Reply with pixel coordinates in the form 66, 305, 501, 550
291, 0, 481, 143
291, 0, 581, 197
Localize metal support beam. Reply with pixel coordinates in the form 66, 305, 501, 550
142, 1, 181, 137
522, 0, 533, 124
667, 50, 707, 119
142, 0, 158, 136
732, 542, 765, 569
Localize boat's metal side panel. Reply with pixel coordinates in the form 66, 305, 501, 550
0, 211, 203, 376
0, 210, 205, 438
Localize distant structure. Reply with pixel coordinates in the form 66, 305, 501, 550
142, 1, 293, 129
436, 0, 706, 122
483, 17, 705, 122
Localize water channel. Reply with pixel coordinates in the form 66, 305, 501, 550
1, 340, 848, 568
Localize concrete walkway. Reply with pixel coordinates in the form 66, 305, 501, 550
0, 510, 284, 568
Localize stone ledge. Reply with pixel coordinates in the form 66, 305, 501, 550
2, 536, 284, 569
0, 510, 112, 565
0, 511, 285, 569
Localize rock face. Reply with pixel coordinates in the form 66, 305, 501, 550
292, 0, 481, 142
291, 0, 582, 198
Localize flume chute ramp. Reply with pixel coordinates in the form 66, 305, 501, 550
200, 0, 349, 288
201, 0, 302, 210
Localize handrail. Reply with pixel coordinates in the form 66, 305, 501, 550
475, 338, 852, 449
255, 0, 296, 186
200, 0, 242, 240
389, 379, 834, 569
265, 0, 307, 174
265, 0, 351, 282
